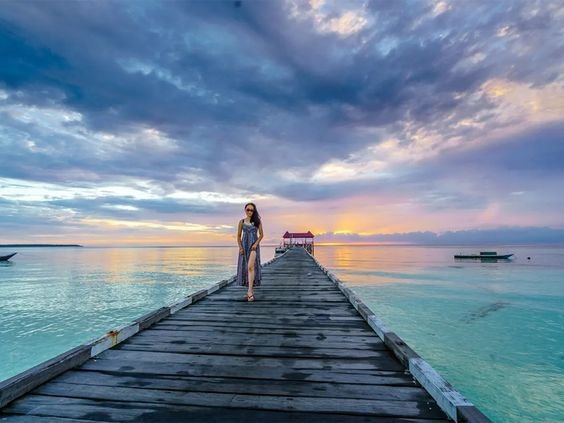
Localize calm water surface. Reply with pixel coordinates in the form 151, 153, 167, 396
0, 247, 273, 383
1, 245, 562, 423
315, 245, 564, 423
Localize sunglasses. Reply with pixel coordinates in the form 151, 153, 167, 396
245, 208, 254, 212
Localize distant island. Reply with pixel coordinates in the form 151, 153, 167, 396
0, 244, 83, 248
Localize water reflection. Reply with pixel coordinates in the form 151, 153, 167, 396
315, 244, 447, 286
0, 246, 275, 383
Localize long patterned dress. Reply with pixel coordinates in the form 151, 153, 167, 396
236, 219, 262, 287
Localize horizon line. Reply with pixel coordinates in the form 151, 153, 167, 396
3, 242, 564, 248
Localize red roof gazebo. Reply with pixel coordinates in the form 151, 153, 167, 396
281, 231, 315, 255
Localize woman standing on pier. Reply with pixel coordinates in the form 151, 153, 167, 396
236, 202, 264, 302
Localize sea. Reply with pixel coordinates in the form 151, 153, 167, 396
0, 244, 562, 423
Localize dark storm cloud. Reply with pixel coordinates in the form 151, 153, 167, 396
462, 123, 564, 174
0, 0, 562, 209
258, 119, 564, 212
414, 122, 564, 188
0, 24, 68, 89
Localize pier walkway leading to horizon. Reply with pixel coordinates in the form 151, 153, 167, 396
0, 247, 491, 422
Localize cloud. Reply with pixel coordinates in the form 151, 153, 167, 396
0, 0, 562, 243
315, 226, 564, 245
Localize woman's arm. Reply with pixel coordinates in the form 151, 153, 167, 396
237, 219, 243, 248
252, 223, 264, 250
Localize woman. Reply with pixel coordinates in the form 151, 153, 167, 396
236, 202, 264, 302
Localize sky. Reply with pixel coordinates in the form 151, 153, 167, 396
0, 0, 563, 246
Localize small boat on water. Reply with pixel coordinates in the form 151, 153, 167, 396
454, 251, 513, 260
0, 252, 17, 261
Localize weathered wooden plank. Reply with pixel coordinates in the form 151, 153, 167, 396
122, 336, 387, 357
163, 317, 368, 329
242, 285, 337, 288
210, 291, 346, 297
54, 370, 429, 401
165, 309, 357, 319
166, 314, 365, 325
0, 346, 91, 410
253, 284, 337, 288
201, 300, 353, 307
178, 305, 359, 315
117, 341, 387, 359
152, 321, 370, 332
201, 289, 347, 295
171, 311, 364, 321
260, 282, 336, 285
178, 304, 359, 314
79, 358, 416, 385
194, 298, 355, 308
258, 282, 335, 285
95, 349, 405, 371
170, 308, 362, 317
204, 296, 349, 303
229, 283, 337, 287
0, 395, 450, 423
134, 306, 171, 330
30, 383, 448, 418
457, 405, 493, 423
384, 332, 421, 367
132, 331, 385, 348
149, 324, 374, 336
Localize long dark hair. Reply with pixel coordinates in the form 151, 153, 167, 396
245, 202, 261, 227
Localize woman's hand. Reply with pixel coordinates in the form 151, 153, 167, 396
239, 247, 244, 255
251, 243, 257, 251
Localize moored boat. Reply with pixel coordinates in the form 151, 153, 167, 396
0, 252, 17, 261
454, 251, 513, 259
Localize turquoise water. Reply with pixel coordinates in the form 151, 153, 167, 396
1, 245, 562, 422
0, 247, 273, 383
314, 245, 564, 423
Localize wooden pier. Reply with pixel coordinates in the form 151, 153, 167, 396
0, 247, 491, 422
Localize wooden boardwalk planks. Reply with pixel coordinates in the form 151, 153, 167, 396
0, 248, 458, 422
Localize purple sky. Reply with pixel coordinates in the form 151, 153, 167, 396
0, 0, 563, 246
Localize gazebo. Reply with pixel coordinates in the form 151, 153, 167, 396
282, 231, 315, 255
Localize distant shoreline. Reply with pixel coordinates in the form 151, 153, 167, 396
0, 244, 83, 248
1, 243, 562, 249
